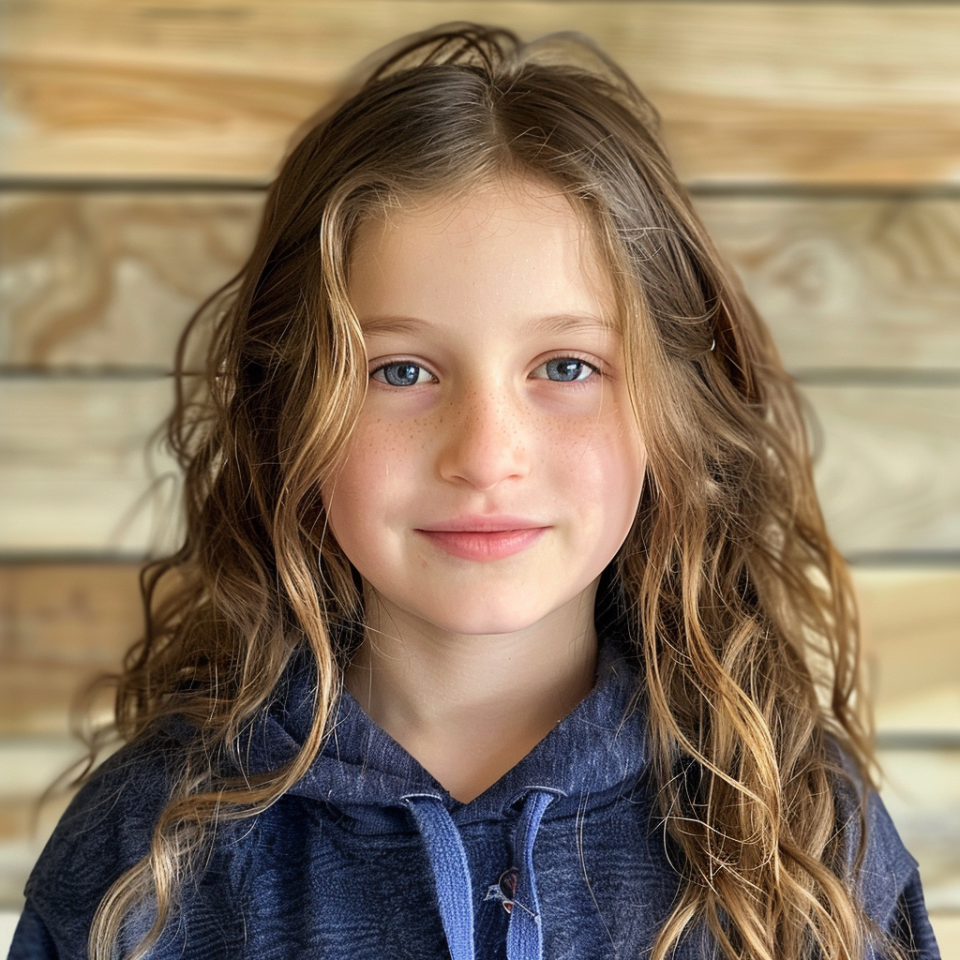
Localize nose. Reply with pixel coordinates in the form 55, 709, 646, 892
435, 386, 530, 490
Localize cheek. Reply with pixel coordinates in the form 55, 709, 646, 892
561, 414, 646, 532
321, 421, 383, 544
321, 414, 424, 545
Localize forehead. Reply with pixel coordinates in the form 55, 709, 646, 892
348, 177, 618, 333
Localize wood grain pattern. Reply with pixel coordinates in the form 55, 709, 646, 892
2, 0, 958, 928
2, 378, 957, 555
0, 561, 956, 735
807, 386, 960, 555
0, 564, 142, 662
0, 192, 261, 368
0, 378, 180, 554
697, 197, 960, 372
0, 563, 142, 735
5, 192, 960, 371
856, 568, 960, 734
3, 2, 960, 184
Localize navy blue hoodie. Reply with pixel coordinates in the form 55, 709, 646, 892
9, 632, 941, 959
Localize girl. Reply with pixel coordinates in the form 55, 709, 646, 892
11, 24, 940, 960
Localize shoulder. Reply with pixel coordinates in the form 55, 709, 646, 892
19, 734, 180, 957
860, 789, 941, 957
830, 742, 942, 958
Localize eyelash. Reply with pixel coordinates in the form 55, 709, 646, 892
531, 354, 601, 384
369, 354, 602, 388
369, 360, 438, 387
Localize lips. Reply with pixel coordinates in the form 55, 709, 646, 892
415, 516, 548, 561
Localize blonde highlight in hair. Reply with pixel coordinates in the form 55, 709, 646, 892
84, 25, 894, 960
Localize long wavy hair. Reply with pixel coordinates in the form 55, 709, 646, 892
84, 24, 891, 960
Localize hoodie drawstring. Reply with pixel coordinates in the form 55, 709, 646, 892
403, 790, 557, 960
505, 789, 555, 960
403, 794, 476, 960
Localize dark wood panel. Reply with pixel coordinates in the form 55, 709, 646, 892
2, 2, 960, 184
0, 560, 956, 735
0, 563, 142, 661
5, 193, 960, 371
0, 564, 142, 734
0, 662, 120, 737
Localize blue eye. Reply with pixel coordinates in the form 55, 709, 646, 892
371, 362, 431, 387
534, 358, 596, 382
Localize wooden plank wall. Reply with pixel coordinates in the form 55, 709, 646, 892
1, 0, 959, 949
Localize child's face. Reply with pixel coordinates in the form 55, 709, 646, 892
324, 178, 646, 639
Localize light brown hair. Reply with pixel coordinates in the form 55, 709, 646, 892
87, 24, 889, 960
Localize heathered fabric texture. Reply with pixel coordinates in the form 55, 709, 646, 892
10, 633, 941, 959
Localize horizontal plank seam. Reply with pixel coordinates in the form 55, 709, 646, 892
0, 178, 269, 193
792, 369, 960, 386
846, 551, 960, 567
0, 366, 174, 380
877, 732, 960, 751
121, 0, 960, 7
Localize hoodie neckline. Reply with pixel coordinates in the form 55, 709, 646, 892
249, 627, 648, 829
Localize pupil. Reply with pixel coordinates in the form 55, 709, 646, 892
387, 363, 419, 386
550, 359, 582, 381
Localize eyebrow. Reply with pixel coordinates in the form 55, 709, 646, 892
358, 313, 618, 336
518, 313, 618, 337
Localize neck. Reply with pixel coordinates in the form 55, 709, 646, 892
345, 589, 599, 803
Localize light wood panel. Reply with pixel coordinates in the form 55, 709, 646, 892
0, 564, 956, 737
878, 747, 960, 915
0, 192, 261, 368
5, 192, 960, 371
0, 378, 180, 554
928, 918, 960, 960
807, 386, 960, 556
2, 0, 957, 932
2, 379, 957, 556
0, 741, 85, 907
698, 196, 960, 372
856, 568, 960, 735
3, 3, 960, 184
